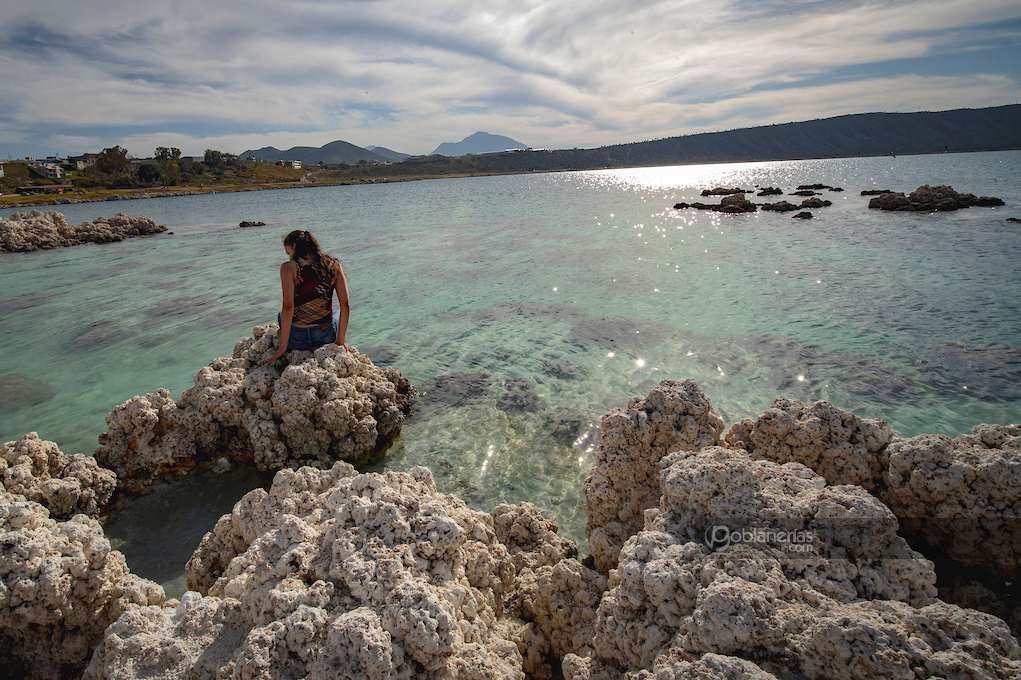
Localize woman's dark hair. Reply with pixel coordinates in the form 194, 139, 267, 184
284, 229, 324, 262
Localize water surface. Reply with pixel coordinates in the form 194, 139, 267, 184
2, 152, 1019, 595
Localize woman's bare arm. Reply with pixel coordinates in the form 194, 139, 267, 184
334, 260, 351, 348
266, 261, 295, 363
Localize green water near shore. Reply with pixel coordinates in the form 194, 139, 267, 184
2, 152, 1020, 595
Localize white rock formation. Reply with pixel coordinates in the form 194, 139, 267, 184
584, 380, 724, 572
96, 324, 414, 493
0, 491, 165, 679
725, 397, 894, 489
2, 432, 116, 518
883, 424, 1021, 573
567, 446, 1021, 679
0, 211, 167, 252
87, 463, 529, 679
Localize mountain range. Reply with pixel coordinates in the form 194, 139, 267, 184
431, 131, 528, 156
240, 140, 395, 164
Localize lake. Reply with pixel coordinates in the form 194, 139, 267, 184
2, 151, 1020, 595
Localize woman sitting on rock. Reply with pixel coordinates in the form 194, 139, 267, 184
265, 229, 350, 364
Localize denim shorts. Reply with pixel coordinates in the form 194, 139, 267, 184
278, 309, 340, 351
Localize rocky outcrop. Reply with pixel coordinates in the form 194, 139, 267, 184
584, 380, 724, 572
564, 447, 1021, 680
0, 491, 165, 680
96, 324, 414, 493
789, 189, 819, 196
1007, 217, 1021, 223
760, 200, 798, 212
796, 183, 832, 190
725, 398, 894, 490
868, 185, 1005, 211
727, 400, 1021, 575
0, 211, 167, 252
792, 211, 813, 219
755, 187, 782, 196
238, 220, 266, 228
699, 187, 750, 196
673, 194, 756, 213
87, 463, 529, 679
883, 425, 1021, 574
861, 189, 893, 196
1, 432, 116, 518
799, 197, 832, 208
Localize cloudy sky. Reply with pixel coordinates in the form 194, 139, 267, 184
2, 0, 1020, 158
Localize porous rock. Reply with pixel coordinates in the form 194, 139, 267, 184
88, 463, 530, 679
1, 432, 116, 518
755, 187, 783, 197
96, 324, 414, 493
0, 211, 167, 252
760, 200, 798, 212
584, 380, 724, 572
883, 424, 1021, 573
799, 197, 832, 209
567, 446, 1021, 680
0, 491, 165, 679
725, 397, 894, 489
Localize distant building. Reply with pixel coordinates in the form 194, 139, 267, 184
0, 163, 4, 179
28, 160, 64, 179
290, 160, 302, 169
68, 153, 99, 170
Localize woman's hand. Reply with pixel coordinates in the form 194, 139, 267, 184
263, 347, 287, 365
335, 341, 351, 352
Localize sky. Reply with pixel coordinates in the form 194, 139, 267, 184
1, 0, 1020, 158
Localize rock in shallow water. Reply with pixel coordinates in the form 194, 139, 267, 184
0, 211, 167, 252
868, 185, 1005, 211
0, 372, 55, 410
95, 323, 415, 493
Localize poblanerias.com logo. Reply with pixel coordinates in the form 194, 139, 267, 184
704, 524, 816, 553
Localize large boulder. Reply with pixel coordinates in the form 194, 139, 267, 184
0, 211, 167, 252
0, 491, 165, 679
96, 324, 414, 493
868, 185, 1005, 211
584, 380, 724, 572
2, 432, 116, 518
566, 447, 1020, 680
87, 463, 534, 679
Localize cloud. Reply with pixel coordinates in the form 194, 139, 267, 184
0, 0, 1019, 157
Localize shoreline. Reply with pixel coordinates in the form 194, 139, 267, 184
3, 147, 1016, 210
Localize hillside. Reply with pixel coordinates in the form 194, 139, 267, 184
365, 146, 410, 161
240, 140, 387, 164
431, 131, 528, 156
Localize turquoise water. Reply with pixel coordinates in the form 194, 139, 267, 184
2, 152, 1020, 593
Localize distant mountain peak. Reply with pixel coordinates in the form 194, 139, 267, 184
431, 132, 528, 157
239, 140, 388, 164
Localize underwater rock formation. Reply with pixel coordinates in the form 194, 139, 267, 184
868, 185, 1005, 211
88, 463, 529, 679
584, 380, 724, 572
96, 324, 414, 493
0, 211, 167, 252
0, 491, 165, 680
564, 447, 1021, 680
2, 432, 116, 518
0, 372, 56, 410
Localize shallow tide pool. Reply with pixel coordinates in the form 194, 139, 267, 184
2, 152, 1020, 595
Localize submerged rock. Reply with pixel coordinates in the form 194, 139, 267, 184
792, 211, 813, 219
0, 491, 165, 680
1, 432, 116, 518
584, 380, 724, 572
0, 372, 55, 410
96, 324, 414, 493
420, 371, 493, 407
868, 185, 1005, 211
0, 211, 167, 253
497, 378, 543, 413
